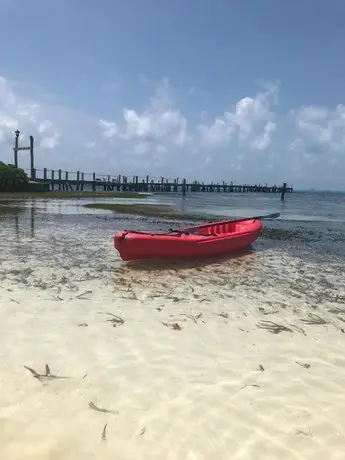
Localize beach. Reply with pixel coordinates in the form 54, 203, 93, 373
1, 193, 345, 459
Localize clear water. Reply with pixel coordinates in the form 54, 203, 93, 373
2, 192, 345, 459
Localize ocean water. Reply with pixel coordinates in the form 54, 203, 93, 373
1, 191, 345, 460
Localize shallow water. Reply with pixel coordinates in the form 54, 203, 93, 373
1, 193, 345, 459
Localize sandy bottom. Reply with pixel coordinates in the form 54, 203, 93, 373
1, 211, 345, 459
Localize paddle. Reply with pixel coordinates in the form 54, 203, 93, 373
178, 212, 280, 235
123, 212, 280, 236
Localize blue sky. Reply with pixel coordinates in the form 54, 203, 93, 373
1, 0, 345, 189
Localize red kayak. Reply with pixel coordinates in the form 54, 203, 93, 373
114, 218, 262, 262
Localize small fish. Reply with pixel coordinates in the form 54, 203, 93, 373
89, 402, 119, 415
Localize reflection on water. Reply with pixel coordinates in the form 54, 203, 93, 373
0, 201, 35, 239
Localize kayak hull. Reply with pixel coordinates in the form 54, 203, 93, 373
114, 219, 262, 262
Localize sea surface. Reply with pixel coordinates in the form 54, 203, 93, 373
1, 190, 345, 459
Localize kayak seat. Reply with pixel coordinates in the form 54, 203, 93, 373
198, 222, 236, 236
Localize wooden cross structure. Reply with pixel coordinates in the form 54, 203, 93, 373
13, 130, 36, 180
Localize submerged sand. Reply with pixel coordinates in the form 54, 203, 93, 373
1, 206, 345, 459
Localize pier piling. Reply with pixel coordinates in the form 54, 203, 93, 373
281, 182, 287, 201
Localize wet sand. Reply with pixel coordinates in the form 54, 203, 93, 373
1, 204, 345, 459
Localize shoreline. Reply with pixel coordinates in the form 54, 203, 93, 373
0, 191, 150, 200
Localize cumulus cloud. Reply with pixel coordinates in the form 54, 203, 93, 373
1, 73, 345, 188
98, 119, 117, 139
197, 84, 278, 152
0, 76, 61, 155
101, 78, 189, 152
291, 104, 345, 154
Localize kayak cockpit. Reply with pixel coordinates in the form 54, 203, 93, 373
189, 220, 255, 237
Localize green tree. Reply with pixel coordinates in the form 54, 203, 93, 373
0, 162, 29, 191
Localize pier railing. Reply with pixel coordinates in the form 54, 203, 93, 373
23, 167, 293, 194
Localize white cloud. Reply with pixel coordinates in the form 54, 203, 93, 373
1, 74, 345, 188
0, 76, 61, 156
38, 120, 53, 134
98, 119, 117, 138
251, 120, 276, 151
40, 132, 60, 149
197, 84, 278, 152
115, 79, 189, 150
291, 104, 345, 153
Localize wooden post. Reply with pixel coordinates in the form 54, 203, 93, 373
29, 135, 35, 179
58, 169, 62, 191
13, 131, 35, 174
51, 170, 55, 191
76, 171, 80, 191
182, 178, 186, 196
14, 130, 19, 167
92, 173, 96, 191
43, 168, 47, 181
281, 182, 287, 201
81, 173, 84, 191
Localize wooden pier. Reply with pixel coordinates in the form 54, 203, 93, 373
11, 131, 293, 196
24, 167, 293, 195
